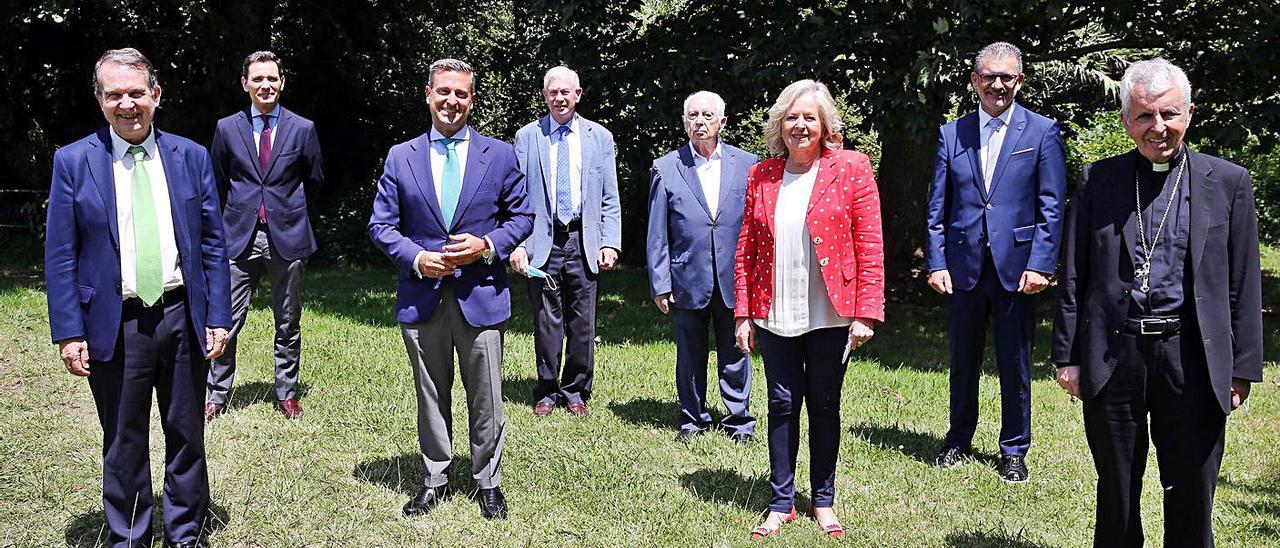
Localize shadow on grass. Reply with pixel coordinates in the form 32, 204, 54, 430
501, 376, 538, 407
944, 527, 1050, 547
608, 397, 680, 430
1219, 474, 1280, 539
65, 501, 229, 547
353, 452, 476, 499
849, 422, 999, 466
679, 468, 776, 510
226, 380, 311, 412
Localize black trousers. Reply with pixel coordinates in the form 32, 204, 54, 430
1083, 324, 1225, 548
529, 227, 598, 405
88, 290, 210, 548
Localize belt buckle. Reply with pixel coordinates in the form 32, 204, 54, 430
1139, 318, 1161, 335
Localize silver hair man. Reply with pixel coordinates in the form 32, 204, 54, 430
1119, 58, 1192, 116
973, 42, 1023, 74
543, 65, 580, 90
683, 90, 726, 118
93, 48, 158, 95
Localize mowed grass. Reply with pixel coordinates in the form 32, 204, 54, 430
1, 238, 1277, 547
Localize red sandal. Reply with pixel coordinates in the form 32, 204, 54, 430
750, 506, 798, 539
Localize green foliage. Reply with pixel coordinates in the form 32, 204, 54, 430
1064, 111, 1133, 182
1213, 135, 1280, 245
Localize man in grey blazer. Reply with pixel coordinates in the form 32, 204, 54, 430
511, 65, 622, 417
648, 91, 758, 443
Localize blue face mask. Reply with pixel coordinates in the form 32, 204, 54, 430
522, 265, 559, 291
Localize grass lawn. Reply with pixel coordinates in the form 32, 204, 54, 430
1, 237, 1277, 547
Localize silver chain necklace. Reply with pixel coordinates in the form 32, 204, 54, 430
1133, 149, 1187, 292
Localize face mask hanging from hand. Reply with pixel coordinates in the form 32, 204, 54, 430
521, 264, 559, 292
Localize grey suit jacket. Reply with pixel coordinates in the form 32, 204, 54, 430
513, 114, 621, 273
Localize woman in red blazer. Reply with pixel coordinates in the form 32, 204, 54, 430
734, 80, 885, 540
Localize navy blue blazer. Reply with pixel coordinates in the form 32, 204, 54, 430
1052, 150, 1263, 414
647, 143, 757, 309
211, 106, 324, 261
45, 127, 233, 362
925, 103, 1067, 291
368, 127, 534, 328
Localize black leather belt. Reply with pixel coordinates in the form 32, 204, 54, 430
554, 218, 582, 233
1124, 316, 1181, 336
124, 287, 184, 308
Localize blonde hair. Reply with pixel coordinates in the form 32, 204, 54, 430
763, 79, 844, 155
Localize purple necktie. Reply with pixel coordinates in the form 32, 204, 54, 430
258, 114, 272, 223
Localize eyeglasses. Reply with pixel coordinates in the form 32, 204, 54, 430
977, 72, 1020, 86
684, 112, 720, 122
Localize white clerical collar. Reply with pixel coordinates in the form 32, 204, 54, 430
1152, 161, 1171, 172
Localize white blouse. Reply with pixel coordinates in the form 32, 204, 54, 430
755, 162, 851, 337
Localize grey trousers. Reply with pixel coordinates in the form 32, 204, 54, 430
401, 283, 506, 489
207, 226, 305, 405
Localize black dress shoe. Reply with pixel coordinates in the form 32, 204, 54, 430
403, 485, 448, 516
477, 487, 508, 520
165, 541, 209, 548
674, 428, 705, 443
934, 445, 972, 469
730, 432, 754, 445
997, 455, 1030, 483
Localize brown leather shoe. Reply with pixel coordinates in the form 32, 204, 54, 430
533, 401, 555, 417
204, 402, 226, 423
566, 402, 590, 417
276, 398, 303, 419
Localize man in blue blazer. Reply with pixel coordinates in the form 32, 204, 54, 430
206, 51, 325, 421
510, 66, 622, 417
45, 48, 231, 548
369, 59, 532, 520
925, 42, 1067, 482
647, 91, 758, 443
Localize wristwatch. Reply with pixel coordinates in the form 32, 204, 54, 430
481, 239, 495, 264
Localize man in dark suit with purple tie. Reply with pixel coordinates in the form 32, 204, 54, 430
369, 59, 533, 520
206, 51, 325, 421
45, 48, 231, 548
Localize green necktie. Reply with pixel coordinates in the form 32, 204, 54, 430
128, 145, 164, 306
438, 137, 461, 229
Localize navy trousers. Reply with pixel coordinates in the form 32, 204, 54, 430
87, 290, 209, 548
943, 254, 1034, 456
672, 291, 754, 435
757, 325, 850, 512
529, 227, 598, 405
1083, 324, 1224, 548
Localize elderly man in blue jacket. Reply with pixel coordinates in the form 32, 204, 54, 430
648, 91, 758, 444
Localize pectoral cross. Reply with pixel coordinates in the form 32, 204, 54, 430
1135, 261, 1151, 292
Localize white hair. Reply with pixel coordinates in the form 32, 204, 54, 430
543, 66, 580, 90
1120, 58, 1192, 116
683, 91, 726, 118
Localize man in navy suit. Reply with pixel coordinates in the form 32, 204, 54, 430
206, 51, 325, 421
369, 59, 532, 520
45, 48, 231, 548
510, 66, 622, 417
647, 91, 758, 444
925, 42, 1067, 482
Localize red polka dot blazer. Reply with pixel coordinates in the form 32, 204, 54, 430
733, 148, 885, 323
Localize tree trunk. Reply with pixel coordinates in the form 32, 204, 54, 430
874, 107, 946, 285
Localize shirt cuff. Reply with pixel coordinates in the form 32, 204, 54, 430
413, 250, 429, 278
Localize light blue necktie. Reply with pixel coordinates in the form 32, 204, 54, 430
983, 117, 1004, 189
554, 125, 574, 224
438, 137, 461, 228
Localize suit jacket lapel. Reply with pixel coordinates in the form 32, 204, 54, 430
1120, 151, 1139, 273
580, 119, 596, 200
407, 133, 446, 231
264, 108, 294, 179
88, 128, 120, 250
956, 114, 987, 201
714, 148, 739, 220
807, 152, 838, 214
450, 130, 492, 232
987, 105, 1027, 198
538, 116, 554, 205
676, 145, 713, 219
761, 163, 781, 237
1188, 151, 1213, 273
155, 130, 194, 255
236, 109, 262, 181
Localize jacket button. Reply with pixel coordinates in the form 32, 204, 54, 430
813, 236, 823, 245
986, 204, 994, 210
819, 258, 829, 267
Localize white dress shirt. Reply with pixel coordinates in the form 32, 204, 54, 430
549, 114, 583, 216
978, 103, 1015, 192
755, 163, 851, 337
690, 141, 723, 218
110, 128, 183, 299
